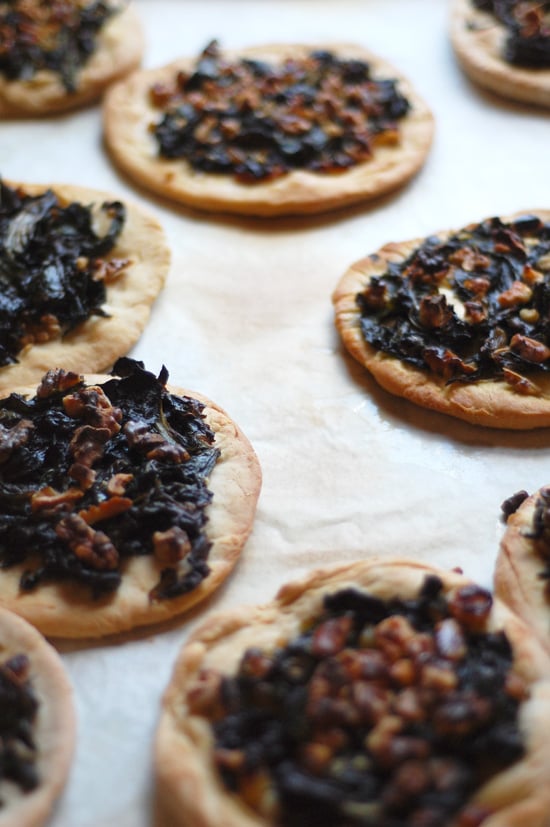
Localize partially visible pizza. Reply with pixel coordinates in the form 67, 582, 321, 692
0, 606, 75, 827
333, 210, 550, 429
0, 180, 170, 392
0, 0, 143, 116
155, 558, 550, 827
496, 486, 550, 647
103, 40, 434, 216
451, 0, 550, 107
0, 359, 262, 638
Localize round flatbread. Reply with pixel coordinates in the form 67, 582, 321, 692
0, 180, 170, 393
0, 360, 261, 638
103, 42, 434, 217
155, 558, 550, 827
333, 210, 550, 429
0, 606, 75, 827
450, 0, 550, 107
496, 486, 550, 647
0, 2, 143, 116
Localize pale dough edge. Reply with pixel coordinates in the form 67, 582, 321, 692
0, 607, 75, 827
0, 5, 144, 116
103, 43, 434, 217
332, 210, 550, 430
450, 0, 550, 108
0, 378, 261, 639
0, 180, 171, 393
154, 558, 550, 827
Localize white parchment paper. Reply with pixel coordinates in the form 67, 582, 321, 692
2, 1, 550, 824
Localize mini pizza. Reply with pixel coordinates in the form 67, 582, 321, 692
0, 359, 261, 638
451, 0, 550, 107
103, 40, 434, 217
0, 606, 75, 827
496, 486, 550, 646
0, 0, 143, 116
0, 180, 170, 392
333, 210, 550, 429
155, 558, 550, 827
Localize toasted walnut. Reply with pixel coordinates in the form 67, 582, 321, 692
63, 386, 122, 435
510, 333, 550, 364
31, 486, 83, 513
55, 514, 118, 570
78, 497, 133, 526
497, 281, 533, 308
35, 369, 81, 399
153, 526, 192, 564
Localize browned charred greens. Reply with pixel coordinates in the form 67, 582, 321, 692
193, 577, 525, 827
357, 214, 550, 391
473, 0, 550, 67
0, 0, 116, 91
0, 653, 39, 801
0, 359, 219, 600
0, 180, 126, 368
151, 40, 410, 183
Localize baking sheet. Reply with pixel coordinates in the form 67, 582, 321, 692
2, 1, 550, 824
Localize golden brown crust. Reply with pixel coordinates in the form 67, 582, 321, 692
103, 42, 434, 217
332, 210, 550, 430
450, 0, 550, 108
0, 181, 170, 393
0, 607, 75, 827
0, 4, 143, 117
155, 558, 550, 827
0, 377, 261, 638
495, 490, 550, 646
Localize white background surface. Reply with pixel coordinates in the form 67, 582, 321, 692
1, 1, 550, 825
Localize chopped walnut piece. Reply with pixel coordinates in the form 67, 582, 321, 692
448, 585, 492, 631
497, 280, 533, 308
153, 526, 192, 564
449, 248, 491, 272
55, 514, 118, 570
78, 497, 133, 526
106, 473, 134, 496
510, 333, 550, 363
502, 367, 540, 395
35, 369, 81, 399
419, 295, 454, 328
63, 386, 122, 435
31, 486, 83, 513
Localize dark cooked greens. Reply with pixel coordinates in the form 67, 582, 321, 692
0, 180, 126, 368
357, 214, 550, 390
473, 0, 550, 67
151, 40, 410, 183
0, 358, 220, 600
0, 653, 39, 801
0, 0, 116, 91
195, 577, 525, 827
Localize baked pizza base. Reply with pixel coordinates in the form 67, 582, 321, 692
450, 0, 550, 108
103, 43, 434, 217
0, 182, 170, 393
0, 4, 143, 117
496, 489, 550, 647
0, 607, 75, 827
333, 211, 550, 430
0, 378, 261, 639
155, 558, 550, 827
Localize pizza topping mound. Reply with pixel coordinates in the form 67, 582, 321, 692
188, 576, 527, 827
0, 0, 118, 91
0, 358, 220, 600
0, 652, 40, 800
0, 180, 127, 369
357, 214, 550, 391
149, 40, 411, 184
473, 0, 550, 67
